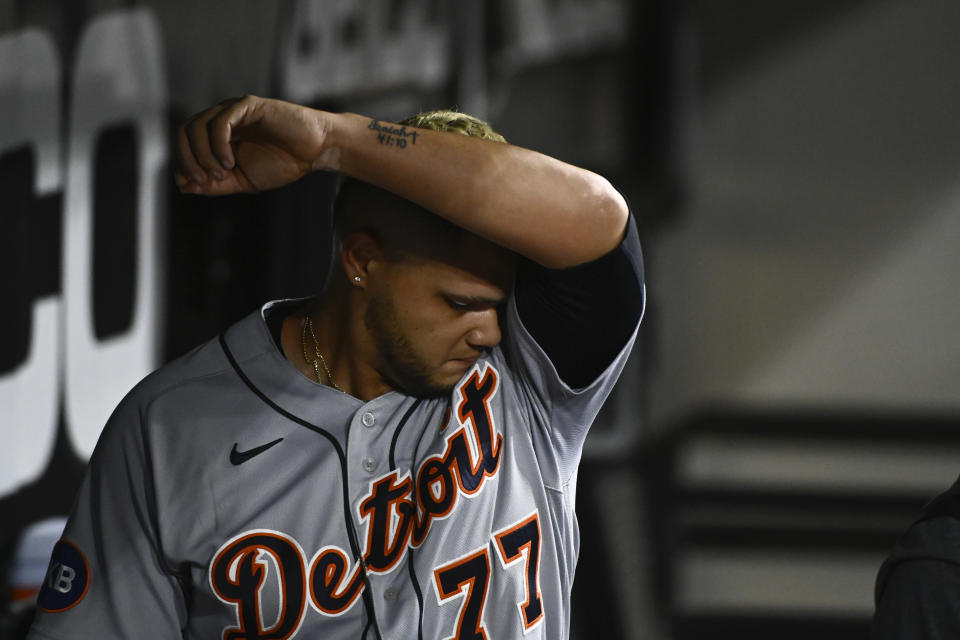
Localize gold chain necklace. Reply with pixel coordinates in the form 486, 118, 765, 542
300, 316, 342, 391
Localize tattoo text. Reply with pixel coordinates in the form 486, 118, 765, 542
369, 119, 419, 149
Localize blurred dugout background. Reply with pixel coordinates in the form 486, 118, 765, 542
2, 0, 960, 638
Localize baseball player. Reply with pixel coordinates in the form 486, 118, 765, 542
28, 96, 644, 639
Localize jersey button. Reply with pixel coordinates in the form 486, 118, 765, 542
362, 457, 377, 472
361, 412, 375, 427
383, 587, 397, 601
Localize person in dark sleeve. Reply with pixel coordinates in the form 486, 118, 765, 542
874, 474, 960, 639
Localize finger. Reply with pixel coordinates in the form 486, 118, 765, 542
175, 123, 207, 186
176, 167, 246, 196
184, 105, 229, 181
208, 97, 252, 171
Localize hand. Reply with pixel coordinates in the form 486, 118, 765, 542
174, 95, 336, 195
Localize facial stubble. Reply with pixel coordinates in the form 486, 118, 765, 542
364, 292, 456, 399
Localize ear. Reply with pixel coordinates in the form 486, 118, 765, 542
340, 230, 384, 286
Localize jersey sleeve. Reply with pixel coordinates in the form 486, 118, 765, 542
513, 206, 644, 388
28, 391, 187, 639
501, 206, 644, 487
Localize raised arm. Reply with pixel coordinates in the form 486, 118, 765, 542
175, 96, 627, 268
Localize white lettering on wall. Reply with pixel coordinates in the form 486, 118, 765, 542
0, 29, 63, 497
499, 0, 628, 69
278, 0, 450, 102
0, 8, 167, 498
64, 8, 168, 458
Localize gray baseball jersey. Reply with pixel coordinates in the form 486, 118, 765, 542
29, 246, 641, 640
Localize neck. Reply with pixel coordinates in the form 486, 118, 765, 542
281, 281, 392, 402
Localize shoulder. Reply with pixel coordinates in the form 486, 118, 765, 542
107, 307, 271, 433
876, 476, 960, 601
119, 333, 233, 417
510, 208, 644, 389
873, 484, 960, 639
901, 476, 960, 564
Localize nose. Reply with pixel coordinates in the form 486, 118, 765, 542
466, 308, 501, 351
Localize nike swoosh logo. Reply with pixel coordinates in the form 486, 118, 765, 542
230, 438, 284, 466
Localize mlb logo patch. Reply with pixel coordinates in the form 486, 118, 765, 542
37, 539, 89, 612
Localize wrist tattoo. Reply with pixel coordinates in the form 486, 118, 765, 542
368, 119, 419, 149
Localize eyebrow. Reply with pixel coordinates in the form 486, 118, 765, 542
448, 294, 505, 306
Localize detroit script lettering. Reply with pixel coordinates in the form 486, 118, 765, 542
209, 364, 513, 637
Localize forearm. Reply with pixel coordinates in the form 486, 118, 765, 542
175, 97, 628, 268
327, 112, 628, 269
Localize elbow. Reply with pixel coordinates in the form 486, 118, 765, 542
594, 177, 630, 252
541, 177, 629, 269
